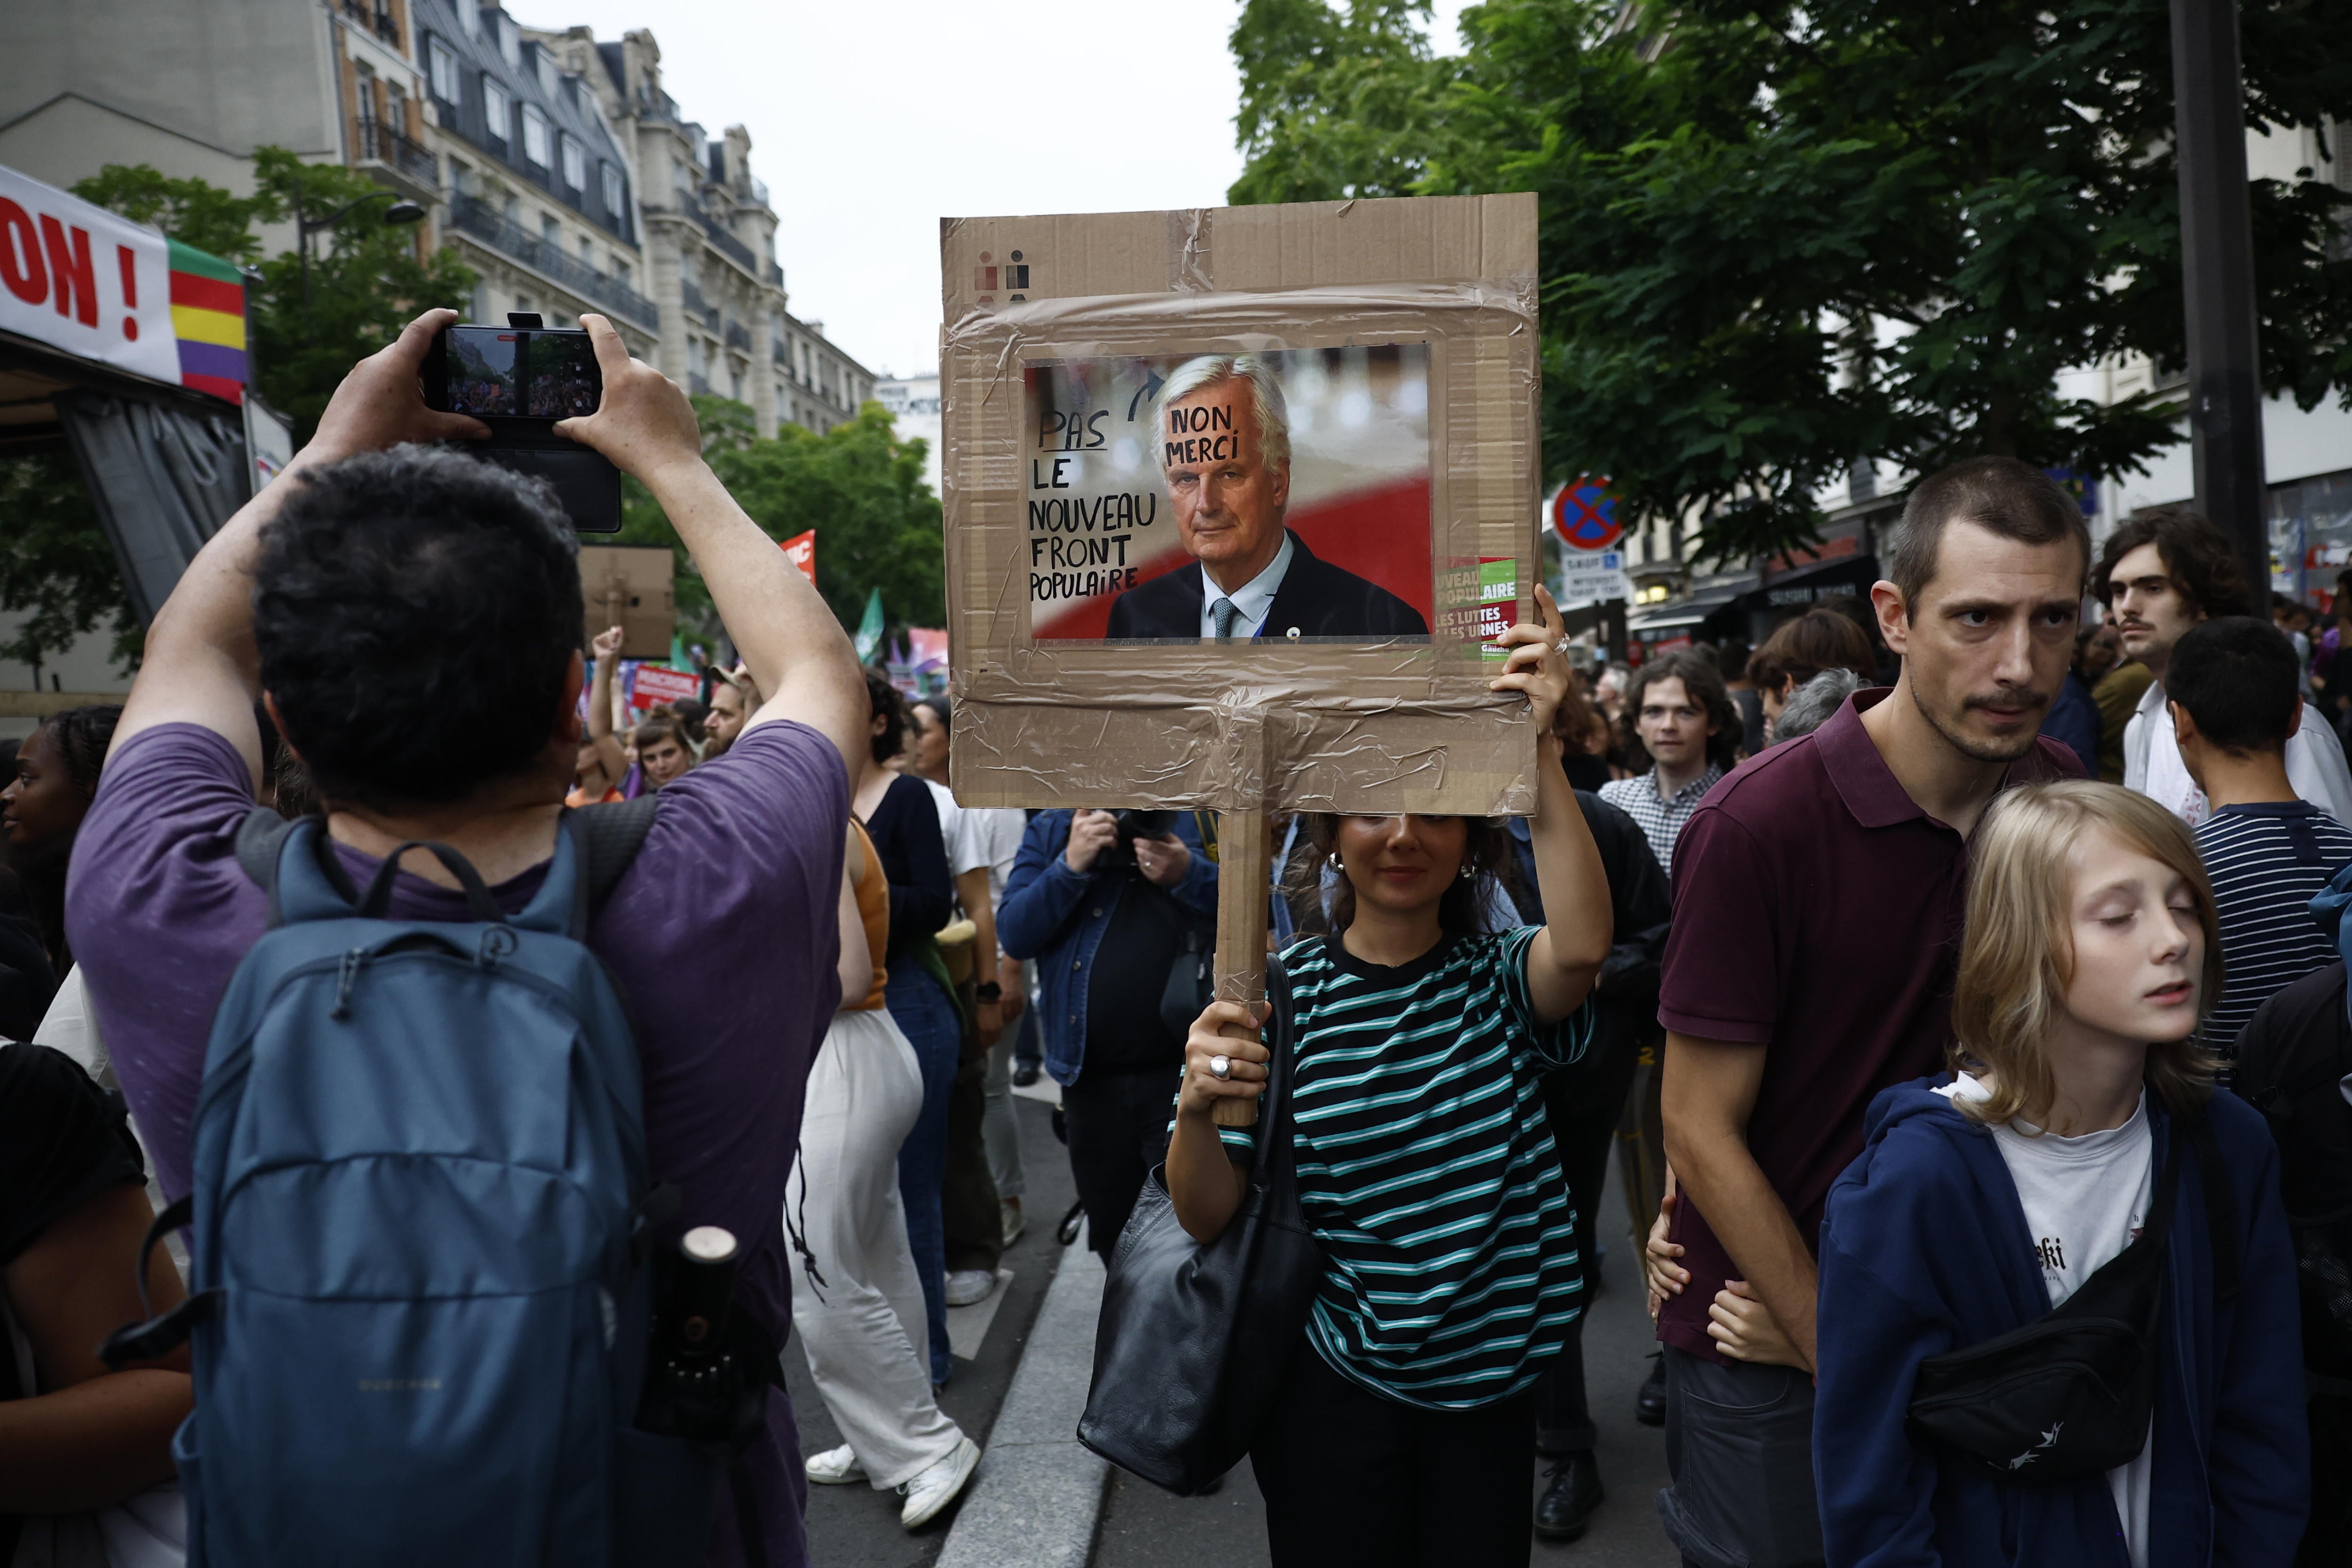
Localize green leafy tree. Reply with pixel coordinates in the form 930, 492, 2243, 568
77, 151, 477, 444
620, 400, 943, 653
0, 446, 137, 679
1230, 0, 2352, 563
64, 165, 269, 264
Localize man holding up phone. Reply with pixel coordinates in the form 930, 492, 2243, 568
64, 310, 867, 1563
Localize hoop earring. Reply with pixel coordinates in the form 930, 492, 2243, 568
1328, 851, 1344, 871
1458, 863, 1476, 881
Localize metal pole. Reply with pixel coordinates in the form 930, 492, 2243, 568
2170, 0, 2270, 605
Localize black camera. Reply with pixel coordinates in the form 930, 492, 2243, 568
1098, 809, 1177, 869
421, 314, 622, 533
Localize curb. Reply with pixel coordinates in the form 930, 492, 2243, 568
936, 1245, 1108, 1568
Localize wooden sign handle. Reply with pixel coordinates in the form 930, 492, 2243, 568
1211, 808, 1272, 1129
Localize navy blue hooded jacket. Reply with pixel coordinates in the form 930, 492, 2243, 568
1816, 1075, 2306, 1567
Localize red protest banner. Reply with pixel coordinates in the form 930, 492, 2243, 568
630, 664, 700, 710
780, 529, 815, 584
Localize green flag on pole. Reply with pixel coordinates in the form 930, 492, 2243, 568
853, 588, 885, 663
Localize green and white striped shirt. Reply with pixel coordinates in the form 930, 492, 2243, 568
1216, 928, 1594, 1409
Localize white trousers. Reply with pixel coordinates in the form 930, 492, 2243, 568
788, 1008, 966, 1489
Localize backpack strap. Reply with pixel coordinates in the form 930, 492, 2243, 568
239, 799, 656, 935
234, 806, 310, 927
2182, 1100, 2242, 1305
567, 796, 659, 939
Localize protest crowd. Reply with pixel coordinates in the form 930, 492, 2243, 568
13, 307, 2352, 1568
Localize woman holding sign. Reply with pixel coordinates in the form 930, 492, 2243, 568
1164, 586, 1614, 1567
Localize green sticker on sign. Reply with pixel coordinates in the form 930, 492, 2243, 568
1478, 558, 1515, 659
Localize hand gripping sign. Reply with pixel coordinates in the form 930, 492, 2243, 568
939, 195, 1543, 1124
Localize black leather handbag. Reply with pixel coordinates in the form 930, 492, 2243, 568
1906, 1099, 2234, 1486
1077, 956, 1325, 1495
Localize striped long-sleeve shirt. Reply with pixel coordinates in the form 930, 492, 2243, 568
1214, 928, 1595, 1409
2193, 800, 2352, 1059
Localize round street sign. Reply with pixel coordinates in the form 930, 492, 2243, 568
1551, 479, 1622, 552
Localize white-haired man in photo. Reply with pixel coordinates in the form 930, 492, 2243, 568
1105, 355, 1429, 642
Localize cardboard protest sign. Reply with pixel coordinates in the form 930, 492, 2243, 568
577, 543, 674, 660
939, 194, 1541, 817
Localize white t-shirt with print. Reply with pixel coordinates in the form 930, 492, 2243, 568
1937, 1074, 2155, 1568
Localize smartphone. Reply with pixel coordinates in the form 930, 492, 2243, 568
421, 318, 622, 533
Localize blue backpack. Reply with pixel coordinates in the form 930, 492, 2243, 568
106, 804, 737, 1567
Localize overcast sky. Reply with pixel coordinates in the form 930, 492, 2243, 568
544, 0, 1472, 379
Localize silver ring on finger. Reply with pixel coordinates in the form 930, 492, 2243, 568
1209, 1054, 1232, 1082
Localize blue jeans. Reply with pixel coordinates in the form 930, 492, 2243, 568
887, 965, 962, 1386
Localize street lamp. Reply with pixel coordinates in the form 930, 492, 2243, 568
293, 184, 427, 307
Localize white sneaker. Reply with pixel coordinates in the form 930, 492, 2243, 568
945, 1268, 997, 1307
1001, 1198, 1026, 1249
899, 1437, 981, 1529
804, 1443, 866, 1486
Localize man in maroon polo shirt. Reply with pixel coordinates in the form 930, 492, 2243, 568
1647, 457, 2087, 1567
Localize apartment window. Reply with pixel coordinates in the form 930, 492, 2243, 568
515, 292, 535, 316
386, 83, 409, 134
521, 105, 550, 168
450, 160, 474, 195
613, 257, 631, 288
578, 234, 594, 265
541, 214, 561, 248
559, 134, 585, 192
537, 47, 557, 99
600, 162, 624, 219
499, 15, 520, 68
459, 1, 477, 35
429, 40, 460, 105
484, 77, 512, 145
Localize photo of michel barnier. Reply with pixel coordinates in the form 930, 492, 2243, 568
1104, 355, 1431, 642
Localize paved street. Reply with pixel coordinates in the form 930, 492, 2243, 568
785, 1091, 1080, 1566
787, 1086, 1678, 1568
1089, 1150, 1679, 1568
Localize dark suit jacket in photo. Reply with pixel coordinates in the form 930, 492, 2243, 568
1103, 530, 1429, 641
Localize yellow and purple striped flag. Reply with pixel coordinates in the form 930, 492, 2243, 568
168, 239, 246, 405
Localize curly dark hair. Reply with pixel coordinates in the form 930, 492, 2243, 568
864, 667, 908, 765
1621, 650, 1741, 774
1284, 813, 1517, 940
2094, 505, 2251, 619
11, 703, 122, 970
253, 447, 581, 811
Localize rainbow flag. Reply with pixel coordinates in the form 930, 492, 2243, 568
168, 239, 246, 405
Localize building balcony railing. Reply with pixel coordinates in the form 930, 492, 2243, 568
446, 193, 660, 330
357, 121, 437, 188
679, 279, 718, 328
724, 320, 751, 354
676, 190, 759, 275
